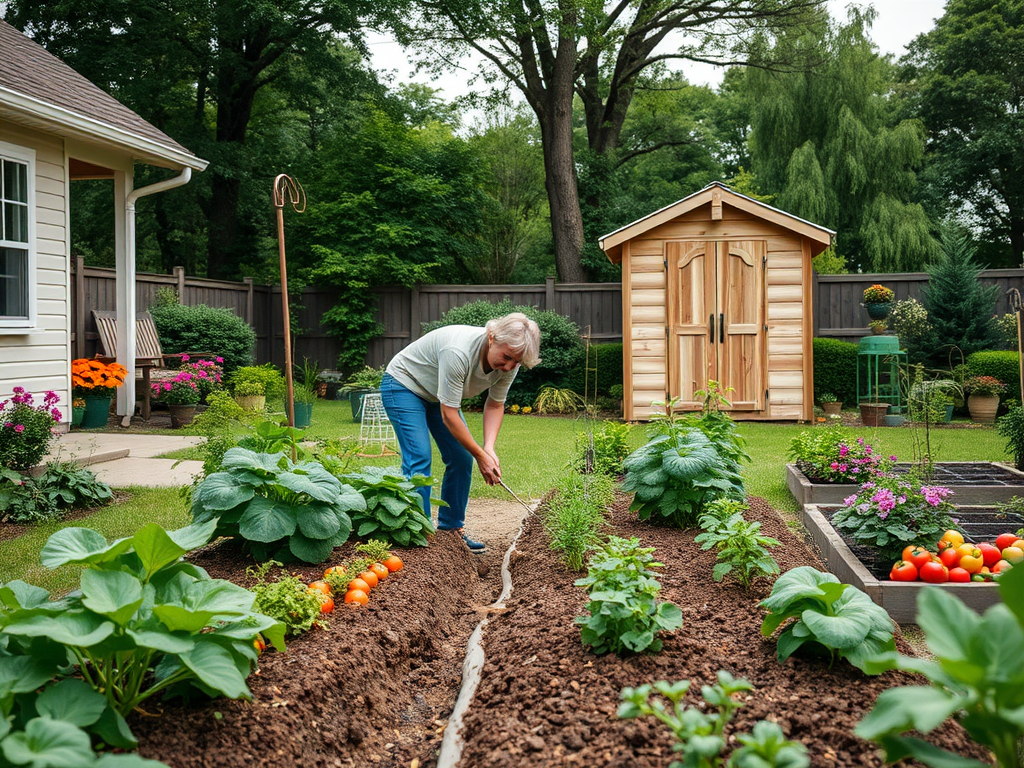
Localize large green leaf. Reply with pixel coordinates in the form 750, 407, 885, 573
126, 628, 195, 654
855, 686, 963, 739
35, 679, 107, 728
0, 654, 65, 696
277, 470, 340, 502
1, 716, 95, 767
220, 448, 284, 473
288, 531, 334, 563
295, 503, 341, 539
3, 610, 115, 647
90, 706, 138, 751
40, 528, 133, 570
81, 570, 144, 626
238, 497, 297, 543
917, 586, 980, 663
0, 581, 51, 610
152, 580, 254, 633
977, 606, 1024, 682
165, 518, 218, 555
177, 640, 250, 699
96, 753, 169, 767
759, 567, 841, 613
192, 472, 255, 512
336, 485, 367, 512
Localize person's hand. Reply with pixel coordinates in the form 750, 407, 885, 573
485, 449, 501, 479
477, 452, 501, 485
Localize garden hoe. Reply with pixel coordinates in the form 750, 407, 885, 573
497, 478, 533, 513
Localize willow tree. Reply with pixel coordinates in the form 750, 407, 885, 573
744, 6, 936, 272
382, 0, 823, 282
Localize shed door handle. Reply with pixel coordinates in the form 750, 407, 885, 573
719, 313, 725, 344
709, 314, 715, 343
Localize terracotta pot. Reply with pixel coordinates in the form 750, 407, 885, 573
968, 394, 1000, 424
822, 402, 842, 416
168, 404, 197, 429
859, 402, 889, 427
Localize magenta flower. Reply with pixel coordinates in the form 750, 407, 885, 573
216, 357, 224, 363
839, 444, 849, 458
181, 354, 190, 362
13, 424, 24, 433
843, 494, 858, 506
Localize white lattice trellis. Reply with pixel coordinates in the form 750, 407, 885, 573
358, 392, 398, 456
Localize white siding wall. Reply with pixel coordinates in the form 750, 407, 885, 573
0, 120, 69, 419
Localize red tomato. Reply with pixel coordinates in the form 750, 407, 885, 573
889, 560, 918, 582
919, 561, 949, 583
995, 533, 1021, 551
901, 546, 932, 571
938, 547, 960, 568
993, 559, 1013, 574
948, 567, 971, 583
978, 543, 1002, 568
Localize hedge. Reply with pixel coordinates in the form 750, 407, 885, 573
564, 343, 623, 397
966, 350, 1022, 402
150, 303, 256, 373
813, 338, 859, 407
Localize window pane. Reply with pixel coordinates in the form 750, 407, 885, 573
4, 202, 27, 243
3, 159, 27, 204
0, 247, 28, 319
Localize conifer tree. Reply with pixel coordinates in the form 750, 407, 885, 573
921, 229, 1000, 368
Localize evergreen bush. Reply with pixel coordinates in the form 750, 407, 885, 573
424, 299, 585, 404
813, 338, 859, 405
966, 350, 1021, 402
150, 302, 256, 373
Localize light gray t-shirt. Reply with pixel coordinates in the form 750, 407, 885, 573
386, 325, 518, 407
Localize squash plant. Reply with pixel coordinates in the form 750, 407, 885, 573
759, 567, 895, 673
0, 520, 285, 743
191, 447, 365, 562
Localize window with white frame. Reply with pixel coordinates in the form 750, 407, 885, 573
0, 142, 34, 328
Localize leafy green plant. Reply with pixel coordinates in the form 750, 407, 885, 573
355, 538, 393, 562
618, 672, 809, 768
533, 385, 585, 414
246, 560, 325, 636
813, 337, 859, 406
695, 505, 781, 589
150, 302, 256, 373
856, 564, 1024, 768
342, 466, 437, 547
191, 447, 364, 562
574, 536, 682, 655
0, 520, 286, 732
571, 420, 632, 475
233, 380, 265, 398
540, 472, 614, 571
230, 365, 286, 402
759, 566, 895, 673
0, 461, 112, 524
997, 405, 1024, 471
818, 392, 837, 403
339, 365, 386, 394
621, 428, 745, 529
787, 425, 888, 483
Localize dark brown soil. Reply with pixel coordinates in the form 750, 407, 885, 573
125, 495, 994, 768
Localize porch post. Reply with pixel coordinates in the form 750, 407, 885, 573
113, 169, 137, 423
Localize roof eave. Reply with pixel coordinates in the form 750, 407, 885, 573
0, 85, 208, 171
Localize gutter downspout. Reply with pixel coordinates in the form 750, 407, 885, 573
117, 168, 192, 426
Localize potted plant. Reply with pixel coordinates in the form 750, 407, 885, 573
963, 375, 1006, 424
862, 284, 895, 321
71, 397, 86, 428
292, 358, 322, 429
340, 365, 386, 422
233, 380, 266, 411
868, 319, 888, 335
71, 358, 127, 429
154, 371, 202, 428
818, 392, 842, 417
230, 365, 285, 411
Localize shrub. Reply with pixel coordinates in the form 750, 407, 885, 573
995, 311, 1019, 350
424, 298, 585, 404
0, 388, 60, 471
571, 420, 632, 476
533, 386, 585, 414
997, 405, 1024, 470
563, 342, 623, 398
813, 338, 859, 406
150, 302, 256, 373
966, 350, 1020, 400
230, 365, 286, 402
889, 298, 932, 363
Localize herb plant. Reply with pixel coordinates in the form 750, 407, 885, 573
355, 538, 394, 562
246, 560, 325, 636
572, 420, 632, 476
533, 386, 585, 414
574, 536, 682, 655
695, 505, 781, 589
856, 564, 1024, 768
342, 466, 437, 547
0, 520, 285, 732
191, 447, 365, 563
759, 566, 895, 673
540, 471, 614, 571
618, 671, 809, 768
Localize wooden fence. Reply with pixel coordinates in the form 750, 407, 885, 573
71, 259, 1024, 371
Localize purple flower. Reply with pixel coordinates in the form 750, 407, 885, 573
838, 463, 848, 473
844, 494, 858, 506
878, 510, 889, 520
889, 455, 898, 462
897, 495, 906, 504
839, 444, 849, 458
857, 503, 871, 513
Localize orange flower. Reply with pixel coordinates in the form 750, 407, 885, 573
71, 359, 128, 392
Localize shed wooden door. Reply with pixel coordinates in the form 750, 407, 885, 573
667, 240, 766, 411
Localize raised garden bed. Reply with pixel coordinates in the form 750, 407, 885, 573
800, 504, 1021, 624
786, 461, 1024, 507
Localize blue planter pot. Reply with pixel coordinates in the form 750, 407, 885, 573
294, 402, 313, 428
80, 396, 111, 429
864, 302, 892, 321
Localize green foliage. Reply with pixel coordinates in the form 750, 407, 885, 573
812, 248, 848, 274
921, 229, 1001, 368
967, 350, 1021, 402
533, 386, 585, 414
339, 366, 386, 394
572, 421, 632, 476
574, 536, 683, 656
788, 424, 888, 482
856, 565, 1024, 768
149, 304, 255, 373
191, 448, 363, 563
995, 312, 1020, 351
997, 406, 1024, 471
424, 298, 585, 404
0, 461, 112, 524
539, 472, 614, 572
619, 672, 809, 768
889, 298, 932, 363
246, 560, 325, 637
695, 505, 781, 589
563, 343, 624, 398
621, 425, 745, 529
0, 520, 285, 728
354, 538, 393, 562
230, 365, 286, 402
812, 338, 859, 406
759, 566, 896, 673
341, 467, 437, 547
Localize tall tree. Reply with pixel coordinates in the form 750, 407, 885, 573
383, 0, 823, 281
743, 6, 936, 272
900, 0, 1024, 265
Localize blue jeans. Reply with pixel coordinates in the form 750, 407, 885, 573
380, 374, 474, 530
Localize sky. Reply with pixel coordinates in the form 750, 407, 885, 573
367, 0, 948, 100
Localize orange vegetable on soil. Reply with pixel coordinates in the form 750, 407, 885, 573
318, 595, 335, 614
324, 565, 346, 580
369, 562, 389, 581
348, 578, 371, 594
358, 570, 379, 589
383, 555, 404, 573
307, 581, 331, 595
345, 589, 369, 605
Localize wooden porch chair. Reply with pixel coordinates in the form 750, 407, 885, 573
91, 310, 213, 420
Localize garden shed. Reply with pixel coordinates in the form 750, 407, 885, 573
599, 182, 833, 422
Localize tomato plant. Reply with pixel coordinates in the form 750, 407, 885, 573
889, 561, 918, 582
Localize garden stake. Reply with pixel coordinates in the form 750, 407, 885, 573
497, 479, 533, 513
272, 174, 306, 445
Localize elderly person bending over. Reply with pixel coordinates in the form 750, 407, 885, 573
380, 312, 541, 553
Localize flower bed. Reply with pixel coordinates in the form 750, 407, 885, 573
786, 461, 1024, 507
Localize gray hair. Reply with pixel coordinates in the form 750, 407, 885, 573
486, 313, 541, 369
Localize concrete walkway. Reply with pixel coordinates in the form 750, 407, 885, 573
43, 432, 206, 488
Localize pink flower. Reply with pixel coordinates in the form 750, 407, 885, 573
843, 494, 858, 506
889, 455, 898, 462
830, 462, 839, 470
839, 444, 849, 458
50, 408, 61, 421
13, 424, 24, 433
181, 354, 190, 362
163, 382, 172, 392
216, 357, 224, 363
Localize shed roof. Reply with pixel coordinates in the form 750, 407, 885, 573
599, 181, 834, 264
0, 19, 206, 171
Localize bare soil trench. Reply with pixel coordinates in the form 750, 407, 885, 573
128, 495, 992, 768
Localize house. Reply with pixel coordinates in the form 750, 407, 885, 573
0, 18, 206, 425
600, 182, 834, 422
